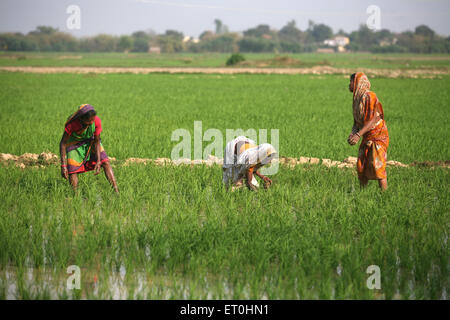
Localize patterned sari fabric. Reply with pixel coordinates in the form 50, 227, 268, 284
65, 104, 109, 174
222, 137, 277, 188
233, 143, 278, 187
352, 73, 389, 180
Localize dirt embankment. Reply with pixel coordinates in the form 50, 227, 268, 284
1, 152, 448, 169
1, 66, 449, 78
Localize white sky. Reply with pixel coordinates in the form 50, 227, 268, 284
0, 0, 449, 37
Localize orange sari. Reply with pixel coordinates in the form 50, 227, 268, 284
352, 72, 389, 180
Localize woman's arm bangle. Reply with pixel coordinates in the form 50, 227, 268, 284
355, 132, 361, 137
61, 164, 67, 167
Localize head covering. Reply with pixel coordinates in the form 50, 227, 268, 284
352, 72, 371, 127
256, 143, 278, 166
65, 104, 95, 127
237, 143, 278, 167
223, 142, 277, 186
223, 136, 257, 169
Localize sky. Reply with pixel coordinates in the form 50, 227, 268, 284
0, 0, 449, 38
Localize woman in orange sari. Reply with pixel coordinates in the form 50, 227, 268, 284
347, 72, 389, 191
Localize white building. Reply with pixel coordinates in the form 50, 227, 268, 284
323, 36, 350, 52
323, 36, 350, 47
183, 36, 199, 43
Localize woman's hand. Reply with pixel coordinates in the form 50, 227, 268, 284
94, 162, 102, 175
263, 176, 272, 189
347, 133, 361, 146
61, 166, 68, 179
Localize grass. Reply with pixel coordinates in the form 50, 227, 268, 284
0, 72, 449, 163
0, 164, 448, 299
1, 52, 450, 69
0, 69, 448, 299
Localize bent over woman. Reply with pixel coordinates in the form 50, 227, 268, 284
59, 104, 118, 193
223, 136, 278, 191
347, 72, 389, 191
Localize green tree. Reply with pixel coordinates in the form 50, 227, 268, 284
132, 38, 149, 52
214, 19, 223, 34
243, 25, 273, 38
199, 31, 215, 41
349, 25, 377, 49
157, 30, 184, 53
238, 37, 277, 52
117, 35, 133, 52
196, 33, 238, 52
415, 25, 435, 38
165, 30, 184, 42
310, 23, 333, 42
279, 20, 304, 42
30, 26, 59, 35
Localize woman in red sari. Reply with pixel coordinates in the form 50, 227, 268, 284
347, 72, 389, 191
59, 104, 118, 193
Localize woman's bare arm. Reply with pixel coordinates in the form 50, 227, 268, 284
351, 120, 358, 134
60, 132, 69, 165
59, 132, 70, 179
254, 170, 272, 188
93, 134, 102, 174
357, 114, 381, 137
348, 114, 381, 145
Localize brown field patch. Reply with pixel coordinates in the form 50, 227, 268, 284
1, 66, 449, 78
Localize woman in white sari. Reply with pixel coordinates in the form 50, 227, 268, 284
223, 136, 278, 191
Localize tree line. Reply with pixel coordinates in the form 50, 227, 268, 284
1, 20, 449, 54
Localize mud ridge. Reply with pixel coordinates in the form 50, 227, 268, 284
1, 66, 449, 78
1, 152, 448, 169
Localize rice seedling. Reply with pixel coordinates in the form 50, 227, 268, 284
0, 69, 448, 299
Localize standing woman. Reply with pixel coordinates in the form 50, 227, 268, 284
347, 72, 389, 191
60, 104, 119, 193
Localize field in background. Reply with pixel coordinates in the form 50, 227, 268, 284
1, 52, 450, 70
0, 58, 448, 299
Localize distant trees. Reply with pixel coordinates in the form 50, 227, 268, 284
214, 19, 229, 35
238, 38, 277, 53
0, 33, 37, 51
1, 22, 449, 54
192, 33, 238, 53
117, 35, 133, 52
347, 23, 450, 54
279, 20, 305, 43
243, 24, 275, 39
308, 21, 333, 42
158, 30, 184, 53
130, 31, 151, 52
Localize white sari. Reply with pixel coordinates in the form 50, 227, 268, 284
223, 138, 277, 188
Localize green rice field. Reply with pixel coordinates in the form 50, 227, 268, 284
1, 51, 450, 70
0, 59, 449, 299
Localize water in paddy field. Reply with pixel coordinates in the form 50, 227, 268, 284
1, 264, 237, 299
1, 229, 448, 299
1, 261, 447, 300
